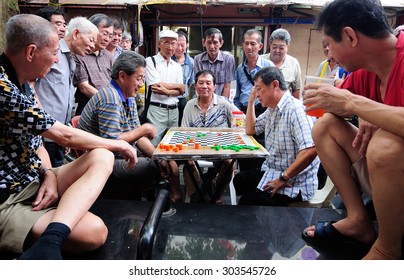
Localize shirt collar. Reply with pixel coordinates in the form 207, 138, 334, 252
157, 52, 174, 64
110, 79, 132, 107
276, 90, 292, 112
59, 39, 71, 54
171, 53, 191, 65
0, 53, 24, 93
201, 50, 224, 63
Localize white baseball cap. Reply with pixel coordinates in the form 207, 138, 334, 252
159, 30, 178, 40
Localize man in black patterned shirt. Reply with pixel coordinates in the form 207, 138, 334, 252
0, 14, 137, 260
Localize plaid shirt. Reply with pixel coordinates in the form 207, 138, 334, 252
194, 50, 236, 96
255, 91, 319, 200
0, 54, 56, 201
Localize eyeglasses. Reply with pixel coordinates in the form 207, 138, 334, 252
162, 42, 178, 48
101, 32, 113, 39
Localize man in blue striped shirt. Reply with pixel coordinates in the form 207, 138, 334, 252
236, 66, 319, 206
78, 51, 182, 201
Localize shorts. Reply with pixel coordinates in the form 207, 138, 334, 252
351, 156, 372, 198
0, 178, 55, 254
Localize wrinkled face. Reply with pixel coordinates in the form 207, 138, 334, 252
71, 30, 97, 56
243, 33, 263, 59
121, 67, 145, 97
158, 38, 177, 58
96, 25, 113, 50
269, 39, 288, 63
50, 14, 66, 39
120, 38, 132, 50
33, 33, 60, 78
174, 36, 187, 58
195, 73, 215, 98
110, 28, 123, 48
253, 78, 274, 107
202, 34, 223, 59
322, 34, 355, 72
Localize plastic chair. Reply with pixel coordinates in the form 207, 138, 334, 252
288, 176, 337, 208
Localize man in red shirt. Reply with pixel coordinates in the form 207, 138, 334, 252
302, 0, 404, 259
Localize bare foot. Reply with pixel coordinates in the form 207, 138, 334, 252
304, 217, 377, 245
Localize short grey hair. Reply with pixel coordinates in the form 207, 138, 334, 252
88, 13, 113, 28
122, 31, 132, 41
111, 51, 146, 79
269, 28, 291, 45
5, 14, 57, 55
65, 17, 98, 39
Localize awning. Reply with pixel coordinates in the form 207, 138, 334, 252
18, 0, 404, 8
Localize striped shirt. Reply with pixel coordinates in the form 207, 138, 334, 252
194, 50, 236, 96
78, 81, 140, 141
181, 94, 233, 128
255, 91, 319, 200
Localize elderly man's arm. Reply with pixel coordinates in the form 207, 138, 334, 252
77, 81, 98, 99
159, 82, 186, 96
245, 86, 257, 135
221, 82, 231, 99
119, 123, 157, 144
32, 145, 59, 211
282, 147, 317, 179
263, 147, 317, 194
42, 121, 138, 167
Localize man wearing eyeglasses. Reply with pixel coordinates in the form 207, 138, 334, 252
145, 30, 185, 147
73, 13, 114, 115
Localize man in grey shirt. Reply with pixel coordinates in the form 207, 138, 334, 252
35, 17, 98, 167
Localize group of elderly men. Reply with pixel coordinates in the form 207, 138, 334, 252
1, 0, 404, 261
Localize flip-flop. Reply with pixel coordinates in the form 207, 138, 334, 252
302, 221, 372, 249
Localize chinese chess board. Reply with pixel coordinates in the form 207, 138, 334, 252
168, 131, 248, 147
153, 128, 270, 160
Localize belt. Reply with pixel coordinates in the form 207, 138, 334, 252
150, 101, 178, 110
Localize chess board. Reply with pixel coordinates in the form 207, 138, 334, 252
168, 131, 249, 147
153, 127, 270, 160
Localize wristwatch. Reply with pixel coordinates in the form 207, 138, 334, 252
279, 172, 290, 182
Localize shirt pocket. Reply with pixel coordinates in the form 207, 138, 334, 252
215, 70, 226, 84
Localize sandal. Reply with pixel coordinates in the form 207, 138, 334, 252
302, 221, 372, 248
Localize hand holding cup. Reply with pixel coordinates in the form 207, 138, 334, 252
303, 76, 335, 117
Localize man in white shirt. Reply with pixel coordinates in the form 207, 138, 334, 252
145, 30, 185, 146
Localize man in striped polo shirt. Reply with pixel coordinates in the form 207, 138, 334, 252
78, 51, 182, 202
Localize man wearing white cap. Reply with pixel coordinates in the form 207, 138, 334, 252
145, 29, 185, 146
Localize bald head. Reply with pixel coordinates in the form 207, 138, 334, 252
5, 14, 58, 56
